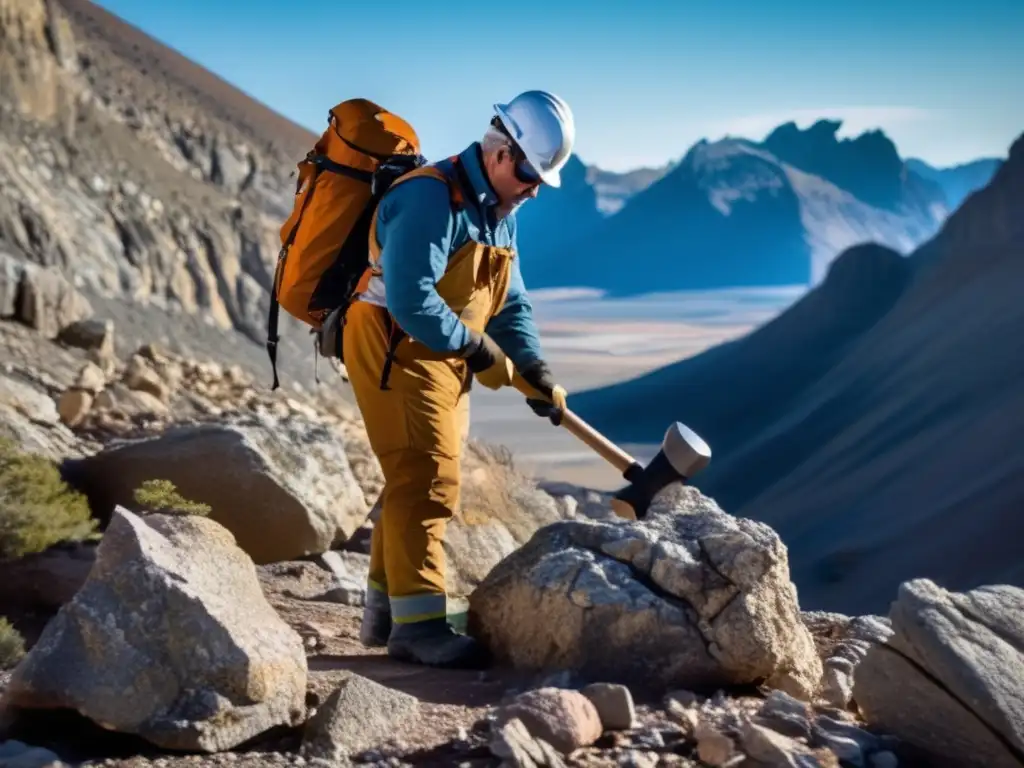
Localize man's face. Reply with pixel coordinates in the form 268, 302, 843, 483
491, 141, 543, 215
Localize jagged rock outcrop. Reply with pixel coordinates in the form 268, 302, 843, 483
854, 579, 1024, 768
0, 0, 319, 383
468, 484, 822, 698
0, 0, 79, 123
801, 611, 893, 710
0, 506, 308, 751
763, 119, 945, 214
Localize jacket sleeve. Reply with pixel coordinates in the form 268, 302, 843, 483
376, 177, 471, 354
485, 216, 544, 369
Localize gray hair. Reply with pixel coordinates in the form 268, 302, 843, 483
481, 125, 511, 154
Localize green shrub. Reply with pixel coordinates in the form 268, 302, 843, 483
132, 479, 211, 517
0, 437, 98, 560
0, 616, 26, 669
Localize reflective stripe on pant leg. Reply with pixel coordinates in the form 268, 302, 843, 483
389, 593, 448, 624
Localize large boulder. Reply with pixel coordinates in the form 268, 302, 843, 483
468, 485, 822, 698
853, 579, 1024, 768
0, 506, 308, 752
61, 411, 369, 563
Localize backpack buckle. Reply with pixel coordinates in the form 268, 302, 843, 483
315, 305, 346, 360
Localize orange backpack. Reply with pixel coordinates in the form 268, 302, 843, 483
267, 98, 425, 389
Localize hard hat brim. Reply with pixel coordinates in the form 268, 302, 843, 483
493, 103, 563, 188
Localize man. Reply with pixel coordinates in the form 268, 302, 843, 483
341, 90, 574, 668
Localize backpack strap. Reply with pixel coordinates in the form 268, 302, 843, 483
373, 157, 469, 391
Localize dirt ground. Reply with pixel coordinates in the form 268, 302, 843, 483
1, 559, 686, 768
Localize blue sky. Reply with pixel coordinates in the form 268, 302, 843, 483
93, 0, 1023, 172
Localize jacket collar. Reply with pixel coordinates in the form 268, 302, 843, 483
456, 142, 500, 209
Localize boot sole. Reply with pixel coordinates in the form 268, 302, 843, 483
386, 643, 491, 670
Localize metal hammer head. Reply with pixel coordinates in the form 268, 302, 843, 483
609, 422, 711, 521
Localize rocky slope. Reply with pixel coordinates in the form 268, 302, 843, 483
572, 129, 1024, 616
0, 0, 340, 392
2, 308, 1023, 768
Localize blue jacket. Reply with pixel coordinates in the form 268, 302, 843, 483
372, 142, 544, 370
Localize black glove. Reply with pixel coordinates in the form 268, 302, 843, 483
519, 359, 556, 396
518, 359, 567, 417
458, 330, 504, 374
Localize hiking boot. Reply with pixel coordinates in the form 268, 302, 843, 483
359, 592, 392, 648
387, 618, 489, 669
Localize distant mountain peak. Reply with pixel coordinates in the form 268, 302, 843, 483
765, 117, 917, 208
760, 118, 922, 211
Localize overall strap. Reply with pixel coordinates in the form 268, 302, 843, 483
377, 157, 468, 391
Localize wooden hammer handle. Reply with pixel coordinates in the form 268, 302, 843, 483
556, 408, 638, 475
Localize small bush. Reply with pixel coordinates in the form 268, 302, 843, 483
0, 616, 26, 669
132, 479, 211, 517
0, 437, 98, 560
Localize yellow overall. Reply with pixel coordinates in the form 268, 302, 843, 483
343, 164, 515, 625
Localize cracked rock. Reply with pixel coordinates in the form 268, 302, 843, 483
755, 690, 813, 741
819, 615, 893, 710
490, 717, 567, 767
854, 579, 1024, 768
468, 485, 821, 697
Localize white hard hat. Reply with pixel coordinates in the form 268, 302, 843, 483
492, 90, 575, 188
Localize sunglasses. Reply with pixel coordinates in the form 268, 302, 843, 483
511, 147, 542, 186
492, 118, 542, 186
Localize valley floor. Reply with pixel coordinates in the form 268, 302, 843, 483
468, 286, 803, 489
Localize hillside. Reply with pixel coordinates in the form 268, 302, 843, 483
519, 121, 949, 293
572, 129, 1024, 615
0, 0, 337, 393
906, 155, 1003, 210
